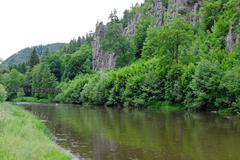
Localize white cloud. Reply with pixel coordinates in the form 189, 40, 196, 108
0, 0, 143, 60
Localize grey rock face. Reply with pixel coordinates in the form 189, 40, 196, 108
92, 22, 116, 70
169, 0, 202, 24
92, 12, 142, 70
226, 22, 240, 52
149, 0, 166, 26
124, 12, 142, 37
149, 0, 202, 26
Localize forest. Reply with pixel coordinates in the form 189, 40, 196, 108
1, 0, 240, 114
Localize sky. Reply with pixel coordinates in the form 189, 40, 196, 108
0, 0, 144, 61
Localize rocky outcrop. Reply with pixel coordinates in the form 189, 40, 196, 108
92, 22, 116, 70
149, 0, 166, 26
226, 21, 240, 52
149, 0, 202, 26
123, 12, 142, 37
226, 24, 236, 52
173, 0, 202, 25
92, 0, 204, 70
92, 12, 142, 70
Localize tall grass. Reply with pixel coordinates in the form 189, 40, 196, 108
0, 103, 70, 160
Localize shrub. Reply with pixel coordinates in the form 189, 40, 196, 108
185, 60, 222, 111
0, 84, 7, 102
219, 66, 240, 113
55, 74, 90, 104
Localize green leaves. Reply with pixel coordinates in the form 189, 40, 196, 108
186, 60, 222, 111
5, 69, 25, 100
0, 84, 7, 102
133, 16, 152, 58
62, 44, 92, 80
31, 64, 57, 99
28, 48, 40, 68
142, 18, 194, 63
101, 16, 134, 67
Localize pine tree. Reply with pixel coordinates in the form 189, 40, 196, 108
29, 48, 39, 68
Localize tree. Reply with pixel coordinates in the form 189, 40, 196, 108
185, 60, 222, 111
122, 10, 130, 28
143, 18, 194, 63
62, 44, 92, 80
31, 64, 57, 99
220, 66, 240, 112
199, 0, 226, 31
133, 16, 152, 58
0, 84, 7, 102
23, 71, 32, 97
164, 64, 184, 103
9, 63, 27, 74
0, 64, 9, 74
5, 69, 25, 100
42, 54, 63, 81
42, 47, 50, 60
102, 13, 134, 67
109, 9, 119, 24
29, 47, 40, 68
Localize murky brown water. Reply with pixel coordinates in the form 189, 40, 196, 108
19, 103, 240, 160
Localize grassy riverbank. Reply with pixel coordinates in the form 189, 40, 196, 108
0, 102, 70, 160
13, 97, 50, 103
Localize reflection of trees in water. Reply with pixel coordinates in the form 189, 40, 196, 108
23, 104, 240, 160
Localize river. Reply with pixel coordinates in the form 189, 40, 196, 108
18, 103, 240, 160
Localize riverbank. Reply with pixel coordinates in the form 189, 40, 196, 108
0, 102, 70, 160
13, 97, 239, 116
13, 96, 50, 103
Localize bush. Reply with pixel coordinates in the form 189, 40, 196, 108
55, 74, 90, 104
185, 60, 222, 111
31, 64, 57, 99
164, 64, 184, 103
219, 66, 240, 113
0, 84, 7, 102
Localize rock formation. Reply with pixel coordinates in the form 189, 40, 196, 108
92, 0, 205, 70
149, 0, 166, 26
149, 0, 202, 26
226, 21, 240, 52
92, 22, 116, 70
123, 12, 142, 37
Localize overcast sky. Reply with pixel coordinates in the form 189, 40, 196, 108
0, 0, 143, 60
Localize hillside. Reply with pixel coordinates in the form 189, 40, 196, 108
3, 43, 66, 65
1, 0, 240, 113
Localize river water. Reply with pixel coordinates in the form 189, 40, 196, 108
19, 103, 240, 160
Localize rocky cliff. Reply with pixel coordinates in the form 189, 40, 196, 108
226, 20, 240, 52
149, 0, 202, 26
92, 0, 203, 70
123, 12, 142, 37
92, 22, 116, 70
92, 0, 240, 70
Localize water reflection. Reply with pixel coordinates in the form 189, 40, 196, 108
21, 103, 240, 160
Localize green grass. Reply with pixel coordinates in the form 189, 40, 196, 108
13, 97, 50, 103
0, 102, 70, 160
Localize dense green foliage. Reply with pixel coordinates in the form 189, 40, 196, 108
0, 103, 70, 160
132, 15, 152, 58
62, 44, 92, 80
3, 69, 25, 100
31, 64, 57, 99
0, 84, 7, 102
2, 0, 240, 114
102, 11, 135, 67
29, 48, 40, 68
